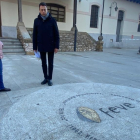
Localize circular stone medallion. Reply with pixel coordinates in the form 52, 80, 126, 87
0, 83, 140, 140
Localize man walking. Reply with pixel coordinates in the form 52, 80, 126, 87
33, 2, 59, 86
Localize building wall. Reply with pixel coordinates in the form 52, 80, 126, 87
88, 0, 140, 48
0, 0, 140, 48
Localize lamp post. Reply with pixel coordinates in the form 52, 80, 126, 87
109, 1, 118, 16
73, 0, 77, 52
100, 0, 105, 37
95, 0, 105, 52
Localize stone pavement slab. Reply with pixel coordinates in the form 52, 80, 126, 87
0, 48, 139, 139
0, 93, 12, 107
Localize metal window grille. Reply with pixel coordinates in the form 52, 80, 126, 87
47, 3, 65, 22
90, 5, 99, 28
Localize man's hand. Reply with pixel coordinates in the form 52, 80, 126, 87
54, 48, 58, 54
34, 50, 37, 53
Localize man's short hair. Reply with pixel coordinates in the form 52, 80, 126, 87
39, 2, 47, 8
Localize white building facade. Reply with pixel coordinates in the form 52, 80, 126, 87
0, 0, 140, 48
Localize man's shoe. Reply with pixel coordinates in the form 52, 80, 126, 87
48, 80, 53, 86
41, 79, 48, 85
0, 88, 11, 92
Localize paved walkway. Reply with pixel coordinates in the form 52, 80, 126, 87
0, 48, 140, 139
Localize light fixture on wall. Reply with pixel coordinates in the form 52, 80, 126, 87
79, 0, 82, 2
109, 1, 118, 16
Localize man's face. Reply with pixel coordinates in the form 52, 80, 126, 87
39, 6, 47, 16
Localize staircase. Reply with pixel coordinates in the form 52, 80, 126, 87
0, 37, 25, 55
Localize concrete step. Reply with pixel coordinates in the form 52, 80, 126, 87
0, 37, 18, 41
1, 40, 20, 43
4, 52, 25, 55
0, 37, 18, 39
3, 48, 25, 53
4, 42, 21, 45
0, 38, 20, 43
3, 45, 23, 49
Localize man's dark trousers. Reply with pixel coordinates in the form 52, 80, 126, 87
40, 52, 54, 80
